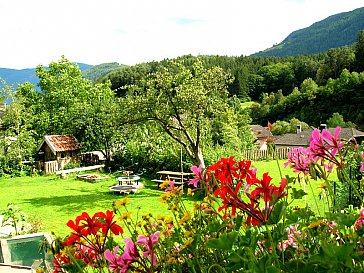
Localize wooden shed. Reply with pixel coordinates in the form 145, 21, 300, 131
36, 135, 81, 174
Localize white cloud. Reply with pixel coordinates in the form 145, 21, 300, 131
0, 0, 362, 69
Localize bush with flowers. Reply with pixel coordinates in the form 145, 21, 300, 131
48, 127, 364, 272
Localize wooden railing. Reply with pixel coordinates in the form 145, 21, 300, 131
44, 160, 58, 174
241, 148, 290, 161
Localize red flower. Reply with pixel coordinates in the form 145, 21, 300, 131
94, 210, 124, 236
63, 211, 102, 246
209, 157, 287, 226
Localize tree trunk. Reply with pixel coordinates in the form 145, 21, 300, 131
195, 146, 205, 169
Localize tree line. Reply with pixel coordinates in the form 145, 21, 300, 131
100, 30, 364, 128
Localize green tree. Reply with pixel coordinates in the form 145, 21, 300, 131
0, 81, 36, 175
316, 47, 355, 84
257, 62, 295, 95
326, 112, 347, 128
119, 60, 234, 168
35, 56, 121, 161
354, 30, 364, 72
271, 120, 290, 135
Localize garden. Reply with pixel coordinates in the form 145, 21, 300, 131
1, 128, 363, 272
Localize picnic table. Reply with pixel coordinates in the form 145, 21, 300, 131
117, 175, 140, 186
110, 173, 143, 194
152, 170, 194, 188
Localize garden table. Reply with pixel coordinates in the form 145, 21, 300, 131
117, 175, 140, 185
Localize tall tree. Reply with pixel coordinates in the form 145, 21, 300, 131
35, 56, 121, 160
119, 60, 233, 168
0, 81, 36, 174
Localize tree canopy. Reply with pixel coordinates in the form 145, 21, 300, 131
119, 60, 236, 167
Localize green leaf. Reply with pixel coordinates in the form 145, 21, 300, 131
234, 215, 243, 231
206, 231, 239, 250
291, 188, 307, 199
208, 222, 224, 233
268, 201, 287, 224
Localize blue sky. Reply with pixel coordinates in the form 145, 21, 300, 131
0, 0, 363, 69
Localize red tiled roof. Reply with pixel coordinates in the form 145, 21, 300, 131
43, 135, 81, 154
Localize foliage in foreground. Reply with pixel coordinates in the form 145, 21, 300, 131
46, 127, 364, 273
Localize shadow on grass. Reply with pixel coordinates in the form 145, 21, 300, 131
23, 192, 115, 211
22, 185, 162, 213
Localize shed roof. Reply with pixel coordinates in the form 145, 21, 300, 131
39, 135, 81, 154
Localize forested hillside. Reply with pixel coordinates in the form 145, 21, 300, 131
99, 30, 364, 129
82, 62, 128, 83
256, 7, 364, 57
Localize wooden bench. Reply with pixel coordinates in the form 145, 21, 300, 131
55, 164, 105, 178
152, 171, 194, 188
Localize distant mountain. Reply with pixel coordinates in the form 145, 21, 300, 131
255, 7, 364, 57
0, 67, 38, 88
0, 63, 92, 88
82, 62, 128, 83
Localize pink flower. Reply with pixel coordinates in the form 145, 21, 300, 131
136, 231, 160, 265
360, 152, 364, 172
189, 164, 204, 188
104, 246, 129, 273
165, 180, 176, 192
122, 238, 139, 262
284, 147, 313, 175
355, 207, 364, 231
309, 127, 345, 167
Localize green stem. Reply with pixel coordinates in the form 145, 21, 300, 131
265, 224, 280, 268
268, 142, 283, 180
307, 178, 322, 217
324, 179, 337, 212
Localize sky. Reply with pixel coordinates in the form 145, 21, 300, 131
0, 0, 363, 69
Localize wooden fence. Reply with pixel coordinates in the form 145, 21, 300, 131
44, 160, 58, 174
241, 148, 290, 161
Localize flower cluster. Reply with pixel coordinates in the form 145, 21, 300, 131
195, 156, 287, 226
285, 127, 347, 178
53, 210, 123, 272
355, 207, 364, 231
104, 231, 160, 273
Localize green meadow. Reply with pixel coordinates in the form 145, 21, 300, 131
0, 160, 330, 237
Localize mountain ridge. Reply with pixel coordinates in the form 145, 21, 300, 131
0, 63, 92, 88
255, 7, 364, 56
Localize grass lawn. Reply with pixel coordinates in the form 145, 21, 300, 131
252, 159, 334, 215
0, 160, 335, 237
0, 173, 172, 237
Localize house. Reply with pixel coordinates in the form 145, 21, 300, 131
36, 135, 81, 174
274, 125, 364, 149
250, 124, 273, 150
